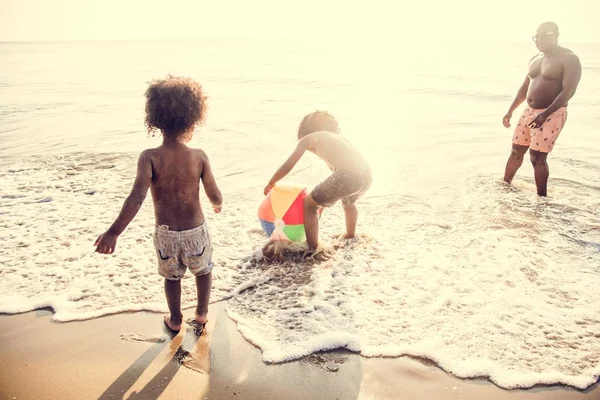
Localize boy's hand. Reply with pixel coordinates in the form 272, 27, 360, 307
264, 182, 275, 196
213, 204, 222, 213
94, 230, 119, 254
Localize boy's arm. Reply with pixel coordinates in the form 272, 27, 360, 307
107, 151, 153, 235
265, 137, 312, 194
95, 151, 152, 254
200, 152, 223, 213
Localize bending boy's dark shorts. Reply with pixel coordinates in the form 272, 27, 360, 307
310, 168, 372, 207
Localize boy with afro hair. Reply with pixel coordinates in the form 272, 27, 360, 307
95, 76, 222, 333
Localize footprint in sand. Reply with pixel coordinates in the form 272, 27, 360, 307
120, 324, 210, 374
119, 332, 167, 344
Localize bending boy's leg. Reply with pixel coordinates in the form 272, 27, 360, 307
340, 171, 370, 239
342, 202, 358, 238
308, 170, 362, 251
195, 272, 212, 324
304, 194, 321, 250
164, 279, 183, 331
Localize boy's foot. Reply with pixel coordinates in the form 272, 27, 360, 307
332, 233, 355, 241
303, 246, 330, 261
192, 314, 208, 336
333, 234, 371, 250
163, 315, 182, 333
195, 313, 208, 325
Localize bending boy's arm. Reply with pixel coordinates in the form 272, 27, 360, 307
108, 151, 152, 235
200, 153, 222, 207
267, 137, 312, 186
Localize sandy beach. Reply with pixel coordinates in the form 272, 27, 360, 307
1, 303, 597, 400
1, 32, 599, 400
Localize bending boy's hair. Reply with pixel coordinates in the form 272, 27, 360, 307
297, 111, 340, 139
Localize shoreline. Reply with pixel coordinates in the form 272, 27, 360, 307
1, 302, 598, 400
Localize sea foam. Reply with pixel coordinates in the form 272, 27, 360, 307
1, 153, 599, 390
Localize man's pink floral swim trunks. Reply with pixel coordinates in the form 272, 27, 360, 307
513, 107, 568, 153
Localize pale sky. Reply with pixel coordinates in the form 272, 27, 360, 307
0, 0, 598, 43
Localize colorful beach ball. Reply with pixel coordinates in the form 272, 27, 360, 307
258, 183, 320, 242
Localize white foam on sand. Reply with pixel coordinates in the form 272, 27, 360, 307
0, 153, 259, 320
1, 153, 599, 390
227, 176, 600, 390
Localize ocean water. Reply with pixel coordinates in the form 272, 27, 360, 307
0, 39, 599, 389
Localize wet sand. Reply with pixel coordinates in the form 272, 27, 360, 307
0, 302, 597, 400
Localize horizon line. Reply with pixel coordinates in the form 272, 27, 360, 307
1, 37, 598, 45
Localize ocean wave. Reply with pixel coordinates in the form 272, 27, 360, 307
1, 149, 599, 390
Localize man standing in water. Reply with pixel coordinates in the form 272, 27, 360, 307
502, 22, 582, 196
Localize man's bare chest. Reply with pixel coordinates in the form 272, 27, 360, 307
529, 56, 563, 81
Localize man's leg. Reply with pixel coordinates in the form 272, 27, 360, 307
164, 279, 183, 332
530, 149, 550, 196
304, 194, 321, 250
528, 108, 567, 196
504, 144, 529, 184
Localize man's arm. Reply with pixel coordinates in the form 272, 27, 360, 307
506, 55, 540, 116
507, 75, 530, 115
543, 53, 582, 116
107, 151, 152, 235
200, 152, 222, 208
267, 136, 314, 187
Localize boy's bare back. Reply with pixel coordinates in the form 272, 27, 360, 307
145, 142, 221, 231
96, 76, 220, 333
95, 76, 220, 256
307, 131, 369, 174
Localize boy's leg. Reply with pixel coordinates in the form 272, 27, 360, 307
164, 279, 183, 331
304, 194, 321, 250
307, 172, 346, 251
195, 272, 212, 324
179, 223, 215, 328
342, 202, 358, 238
340, 171, 370, 239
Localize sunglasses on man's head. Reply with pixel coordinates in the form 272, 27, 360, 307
532, 32, 555, 42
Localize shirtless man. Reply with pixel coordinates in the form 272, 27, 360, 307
264, 111, 372, 255
94, 76, 222, 333
502, 22, 582, 196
